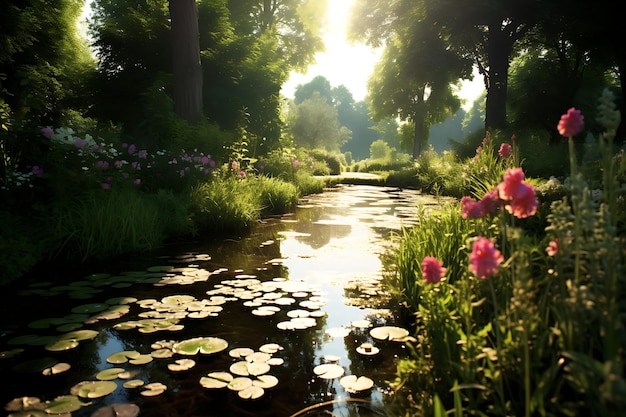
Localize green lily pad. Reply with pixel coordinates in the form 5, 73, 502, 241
71, 303, 109, 314
96, 368, 125, 381
238, 385, 265, 400
167, 359, 196, 372
7, 334, 57, 346
123, 379, 145, 389
90, 403, 140, 417
128, 354, 153, 365
44, 339, 79, 352
105, 296, 138, 305
161, 295, 196, 306
369, 326, 410, 341
44, 395, 85, 414
70, 380, 118, 399
140, 382, 167, 397
227, 377, 252, 391
107, 350, 141, 364
4, 396, 45, 412
28, 317, 69, 329
0, 348, 24, 359
58, 329, 99, 341
173, 337, 228, 355
12, 357, 59, 373
313, 364, 345, 379
253, 374, 279, 389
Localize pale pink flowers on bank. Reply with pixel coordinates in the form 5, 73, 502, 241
469, 237, 503, 279
546, 238, 559, 256
557, 107, 584, 137
422, 256, 446, 284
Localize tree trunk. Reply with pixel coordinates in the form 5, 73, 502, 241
412, 93, 426, 159
169, 0, 203, 124
484, 24, 513, 131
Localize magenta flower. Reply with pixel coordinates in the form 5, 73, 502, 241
138, 150, 148, 159
40, 127, 54, 139
422, 256, 446, 284
101, 182, 111, 190
128, 144, 136, 154
209, 160, 216, 168
133, 178, 141, 186
469, 237, 503, 279
461, 196, 484, 219
480, 188, 502, 215
238, 170, 246, 178
201, 156, 209, 164
498, 143, 512, 158
96, 161, 109, 169
231, 161, 238, 170
74, 138, 87, 148
557, 107, 584, 137
497, 168, 538, 218
546, 239, 559, 256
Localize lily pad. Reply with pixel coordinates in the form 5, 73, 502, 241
161, 295, 195, 306
259, 343, 283, 354
44, 338, 79, 352
200, 372, 234, 389
230, 361, 270, 377
44, 395, 85, 414
59, 329, 99, 341
90, 403, 140, 417
4, 396, 45, 412
313, 364, 345, 379
42, 362, 71, 376
227, 377, 253, 391
71, 303, 109, 314
238, 385, 265, 400
70, 380, 118, 399
96, 368, 125, 381
173, 337, 228, 355
107, 351, 141, 364
129, 354, 153, 365
141, 382, 167, 397
369, 326, 410, 341
252, 374, 279, 389
122, 379, 145, 389
167, 359, 196, 372
229, 347, 255, 358
339, 375, 374, 393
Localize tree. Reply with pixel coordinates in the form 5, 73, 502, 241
289, 92, 347, 151
169, 0, 203, 124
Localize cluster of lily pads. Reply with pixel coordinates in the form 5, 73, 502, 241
2, 247, 414, 416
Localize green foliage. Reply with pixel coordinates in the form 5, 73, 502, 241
294, 171, 325, 195
253, 176, 299, 215
0, 210, 47, 285
50, 188, 190, 262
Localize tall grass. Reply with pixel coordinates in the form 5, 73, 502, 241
51, 188, 190, 262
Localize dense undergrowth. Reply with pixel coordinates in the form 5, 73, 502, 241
384, 91, 626, 417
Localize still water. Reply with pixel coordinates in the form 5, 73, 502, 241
0, 185, 451, 417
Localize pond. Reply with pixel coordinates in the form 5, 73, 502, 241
0, 184, 453, 417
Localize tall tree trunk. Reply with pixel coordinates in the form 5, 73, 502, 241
412, 93, 426, 159
169, 0, 203, 124
484, 24, 513, 131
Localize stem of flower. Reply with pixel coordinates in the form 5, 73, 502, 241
568, 136, 581, 285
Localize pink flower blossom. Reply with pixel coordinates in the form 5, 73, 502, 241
209, 160, 216, 168
133, 178, 141, 186
469, 237, 503, 279
546, 239, 558, 256
40, 127, 54, 138
498, 143, 512, 158
138, 150, 148, 159
557, 107, 584, 137
481, 188, 502, 215
74, 138, 87, 148
497, 168, 538, 218
461, 196, 484, 219
422, 256, 446, 284
96, 161, 109, 169
128, 144, 136, 154
238, 171, 246, 178
231, 161, 238, 170
201, 156, 209, 164
101, 182, 111, 190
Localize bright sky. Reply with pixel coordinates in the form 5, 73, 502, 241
280, 0, 485, 109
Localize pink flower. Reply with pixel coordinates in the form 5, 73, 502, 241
138, 150, 148, 159
101, 182, 111, 190
133, 178, 141, 186
546, 239, 558, 256
498, 143, 512, 158
231, 161, 238, 170
209, 160, 216, 168
481, 188, 502, 215
461, 196, 484, 219
201, 156, 209, 164
557, 107, 584, 137
74, 138, 87, 148
422, 256, 446, 284
238, 171, 246, 178
40, 127, 54, 138
497, 168, 538, 218
469, 237, 503, 279
128, 144, 136, 154
31, 165, 44, 177
96, 161, 109, 169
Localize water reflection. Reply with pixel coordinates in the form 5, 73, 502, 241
0, 185, 452, 417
